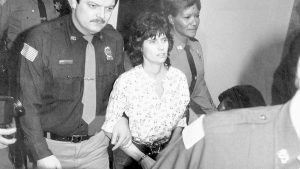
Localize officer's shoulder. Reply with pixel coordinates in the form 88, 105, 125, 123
102, 24, 123, 42
27, 17, 64, 40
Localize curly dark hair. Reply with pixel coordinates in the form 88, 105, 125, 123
127, 11, 173, 67
160, 0, 201, 17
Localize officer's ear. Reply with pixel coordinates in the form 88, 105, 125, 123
168, 15, 174, 26
68, 0, 78, 9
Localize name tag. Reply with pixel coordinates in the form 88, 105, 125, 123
59, 60, 73, 64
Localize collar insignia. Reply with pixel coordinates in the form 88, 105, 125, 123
70, 36, 76, 41
104, 46, 113, 60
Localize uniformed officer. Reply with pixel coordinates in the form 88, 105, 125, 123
0, 0, 61, 49
19, 0, 130, 168
152, 59, 300, 169
0, 1, 62, 168
161, 0, 217, 124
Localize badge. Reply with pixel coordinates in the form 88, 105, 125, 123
59, 60, 73, 64
277, 149, 290, 164
21, 43, 38, 62
70, 36, 76, 41
104, 46, 113, 60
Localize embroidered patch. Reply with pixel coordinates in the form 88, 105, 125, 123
104, 46, 113, 60
21, 43, 38, 62
59, 60, 73, 64
277, 149, 290, 164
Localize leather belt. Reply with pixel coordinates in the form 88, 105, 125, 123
132, 139, 168, 159
43, 132, 91, 143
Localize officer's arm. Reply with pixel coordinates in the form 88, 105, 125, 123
19, 29, 52, 161
190, 42, 216, 115
0, 0, 10, 40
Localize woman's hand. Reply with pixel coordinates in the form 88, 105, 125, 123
111, 117, 131, 150
0, 128, 16, 149
140, 156, 156, 169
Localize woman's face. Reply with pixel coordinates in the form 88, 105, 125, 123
142, 34, 169, 65
170, 4, 200, 39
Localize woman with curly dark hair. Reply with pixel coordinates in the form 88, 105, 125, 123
102, 11, 190, 169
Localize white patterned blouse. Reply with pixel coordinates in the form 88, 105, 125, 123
102, 65, 190, 144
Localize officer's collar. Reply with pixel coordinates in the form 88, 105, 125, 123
68, 15, 103, 44
171, 31, 191, 50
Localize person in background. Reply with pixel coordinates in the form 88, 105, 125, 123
217, 85, 266, 111
102, 11, 190, 169
152, 54, 300, 169
160, 0, 216, 124
0, 0, 64, 95
0, 1, 69, 168
0, 0, 62, 50
19, 0, 131, 168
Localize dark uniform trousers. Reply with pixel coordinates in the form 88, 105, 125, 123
153, 102, 300, 169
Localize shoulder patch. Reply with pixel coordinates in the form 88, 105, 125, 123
21, 43, 38, 62
0, 0, 7, 6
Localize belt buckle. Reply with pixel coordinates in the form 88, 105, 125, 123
149, 141, 162, 154
71, 135, 83, 143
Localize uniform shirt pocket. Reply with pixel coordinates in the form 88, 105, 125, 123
53, 69, 82, 101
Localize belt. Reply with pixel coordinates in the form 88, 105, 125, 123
43, 132, 91, 143
132, 139, 168, 159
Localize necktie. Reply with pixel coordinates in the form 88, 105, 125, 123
37, 0, 47, 22
82, 35, 96, 124
184, 45, 197, 93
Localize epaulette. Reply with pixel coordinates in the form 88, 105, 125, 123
189, 37, 199, 42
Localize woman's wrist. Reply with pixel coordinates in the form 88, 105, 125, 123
138, 154, 148, 164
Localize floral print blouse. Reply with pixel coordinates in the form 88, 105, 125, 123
102, 65, 190, 144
